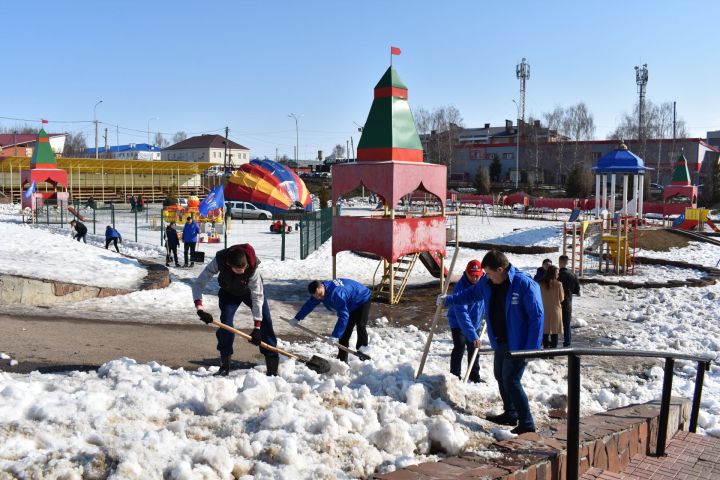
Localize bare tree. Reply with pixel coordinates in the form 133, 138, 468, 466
154, 132, 169, 148
333, 144, 345, 160
63, 132, 87, 157
415, 105, 464, 175
172, 131, 187, 144
543, 102, 596, 177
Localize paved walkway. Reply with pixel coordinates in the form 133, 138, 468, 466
582, 431, 720, 480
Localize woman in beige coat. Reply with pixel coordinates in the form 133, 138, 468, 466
539, 265, 564, 348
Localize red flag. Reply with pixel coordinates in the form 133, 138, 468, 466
391, 46, 401, 56
41, 119, 48, 124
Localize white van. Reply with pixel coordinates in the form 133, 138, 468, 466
225, 201, 273, 220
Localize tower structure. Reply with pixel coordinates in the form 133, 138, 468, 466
516, 57, 530, 122
635, 64, 649, 143
21, 128, 68, 211
331, 65, 447, 303
662, 153, 697, 215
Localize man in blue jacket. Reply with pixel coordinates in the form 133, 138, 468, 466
289, 278, 372, 362
448, 259, 486, 383
182, 215, 200, 267
439, 250, 544, 434
104, 225, 122, 253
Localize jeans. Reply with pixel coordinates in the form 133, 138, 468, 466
166, 245, 178, 265
337, 300, 370, 362
562, 302, 572, 347
216, 288, 278, 358
450, 328, 480, 381
493, 341, 534, 430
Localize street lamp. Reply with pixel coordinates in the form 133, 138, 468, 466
147, 116, 159, 146
288, 113, 300, 173
93, 100, 103, 159
512, 99, 520, 189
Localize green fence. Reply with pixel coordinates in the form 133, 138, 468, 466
299, 208, 332, 260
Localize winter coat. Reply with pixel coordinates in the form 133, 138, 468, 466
165, 225, 180, 249
533, 267, 546, 282
558, 267, 580, 307
445, 265, 544, 351
447, 272, 485, 342
192, 244, 265, 320
296, 278, 371, 338
74, 222, 87, 236
105, 226, 122, 241
182, 221, 200, 243
540, 281, 564, 334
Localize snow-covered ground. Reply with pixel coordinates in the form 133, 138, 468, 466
1, 201, 718, 478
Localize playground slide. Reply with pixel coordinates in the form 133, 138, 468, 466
707, 220, 720, 232
675, 219, 699, 230
67, 206, 87, 222
418, 251, 449, 278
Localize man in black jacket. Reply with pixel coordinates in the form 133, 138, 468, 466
191, 244, 278, 377
558, 255, 580, 347
70, 220, 87, 243
164, 221, 181, 267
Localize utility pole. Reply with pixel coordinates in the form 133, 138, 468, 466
350, 136, 355, 160
289, 113, 300, 174
223, 126, 229, 249
104, 128, 108, 158
346, 140, 349, 162
93, 100, 103, 159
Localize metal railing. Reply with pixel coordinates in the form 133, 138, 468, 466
507, 347, 715, 480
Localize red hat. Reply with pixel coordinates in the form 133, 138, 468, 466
466, 259, 483, 276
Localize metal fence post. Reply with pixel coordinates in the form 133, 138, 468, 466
281, 218, 286, 261
160, 211, 165, 247
689, 361, 707, 433
111, 204, 115, 228
134, 208, 138, 242
656, 357, 675, 456
299, 215, 305, 260
93, 206, 96, 234
567, 354, 581, 480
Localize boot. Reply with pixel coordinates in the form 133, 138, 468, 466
265, 356, 279, 376
214, 355, 230, 376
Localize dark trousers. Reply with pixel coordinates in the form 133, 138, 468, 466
74, 233, 86, 243
450, 328, 480, 381
166, 245, 178, 265
338, 300, 370, 361
184, 242, 196, 265
562, 302, 572, 347
542, 334, 559, 349
105, 238, 119, 252
493, 341, 534, 430
216, 289, 278, 358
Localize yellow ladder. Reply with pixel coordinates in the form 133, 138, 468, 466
374, 253, 419, 304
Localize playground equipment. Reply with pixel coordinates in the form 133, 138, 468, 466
224, 159, 312, 214
331, 62, 448, 304
662, 153, 698, 216
673, 207, 720, 232
592, 141, 648, 221
562, 215, 638, 276
21, 129, 69, 219
162, 195, 224, 243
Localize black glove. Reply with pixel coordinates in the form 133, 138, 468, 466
196, 310, 213, 324
250, 328, 262, 346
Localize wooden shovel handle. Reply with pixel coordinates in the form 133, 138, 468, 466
211, 320, 298, 360
289, 320, 366, 357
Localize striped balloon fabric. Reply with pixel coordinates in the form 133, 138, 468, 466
225, 159, 312, 214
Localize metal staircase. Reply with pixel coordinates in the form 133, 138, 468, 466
373, 252, 419, 304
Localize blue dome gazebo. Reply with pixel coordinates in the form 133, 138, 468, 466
592, 142, 650, 219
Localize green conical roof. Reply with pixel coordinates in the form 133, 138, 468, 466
671, 153, 691, 186
30, 129, 58, 167
357, 66, 423, 161
374, 66, 407, 90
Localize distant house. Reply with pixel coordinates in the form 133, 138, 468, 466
161, 134, 250, 165
83, 143, 162, 160
0, 132, 67, 157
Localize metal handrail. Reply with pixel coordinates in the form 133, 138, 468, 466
507, 347, 715, 480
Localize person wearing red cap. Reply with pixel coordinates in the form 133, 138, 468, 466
446, 259, 486, 383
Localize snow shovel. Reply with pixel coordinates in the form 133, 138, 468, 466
463, 322, 487, 384
284, 318, 372, 361
210, 320, 331, 374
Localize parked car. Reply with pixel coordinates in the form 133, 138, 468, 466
650, 183, 664, 195
225, 201, 272, 220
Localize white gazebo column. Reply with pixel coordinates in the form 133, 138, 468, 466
595, 174, 601, 218
602, 174, 608, 217
610, 174, 616, 216
622, 174, 628, 215
638, 173, 644, 220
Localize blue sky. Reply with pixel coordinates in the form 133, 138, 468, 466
2, 1, 718, 159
